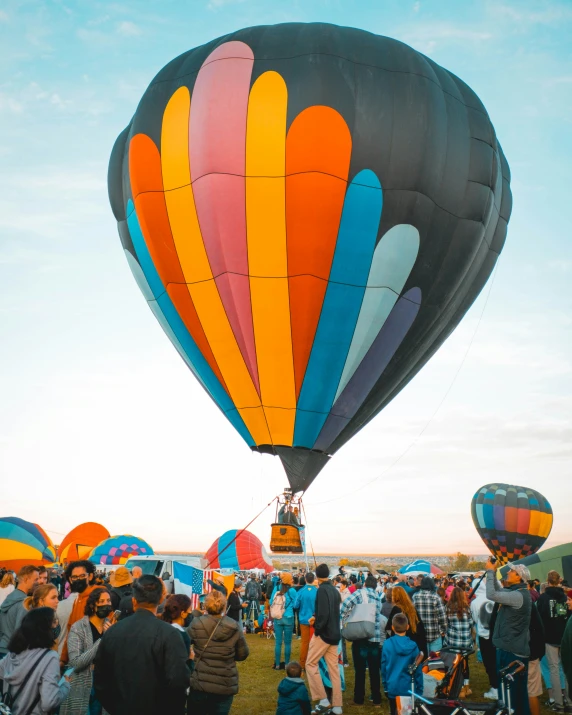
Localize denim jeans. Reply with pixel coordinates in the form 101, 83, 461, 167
496, 648, 529, 715
428, 636, 443, 653
187, 690, 234, 714
352, 639, 382, 705
274, 617, 294, 666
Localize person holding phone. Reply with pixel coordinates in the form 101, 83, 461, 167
60, 587, 115, 715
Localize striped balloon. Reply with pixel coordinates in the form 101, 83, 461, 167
109, 24, 511, 493
471, 483, 553, 565
205, 529, 273, 573
88, 535, 153, 566
0, 517, 56, 571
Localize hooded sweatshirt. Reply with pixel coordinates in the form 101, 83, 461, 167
0, 589, 26, 653
470, 579, 494, 640
381, 634, 423, 698
0, 648, 70, 714
293, 585, 317, 626
276, 676, 311, 715
537, 586, 570, 646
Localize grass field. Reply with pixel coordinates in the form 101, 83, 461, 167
233, 631, 554, 714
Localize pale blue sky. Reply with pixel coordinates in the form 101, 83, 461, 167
1, 0, 571, 554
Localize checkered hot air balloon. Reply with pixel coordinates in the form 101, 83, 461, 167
88, 535, 153, 566
471, 483, 553, 566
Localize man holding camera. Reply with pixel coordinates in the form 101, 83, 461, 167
485, 558, 532, 715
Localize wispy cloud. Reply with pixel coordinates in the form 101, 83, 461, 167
117, 20, 141, 36
0, 10, 9, 22
489, 2, 572, 26
398, 22, 493, 54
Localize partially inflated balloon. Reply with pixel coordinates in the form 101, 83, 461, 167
471, 484, 553, 565
88, 535, 153, 565
109, 23, 511, 493
0, 517, 56, 571
58, 522, 110, 563
499, 541, 572, 584
205, 529, 273, 573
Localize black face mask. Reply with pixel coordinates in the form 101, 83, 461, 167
95, 605, 113, 619
70, 579, 88, 594
52, 624, 61, 641
183, 614, 192, 628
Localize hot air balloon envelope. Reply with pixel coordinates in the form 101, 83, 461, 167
499, 542, 572, 584
58, 522, 110, 563
88, 535, 154, 566
109, 23, 511, 493
205, 529, 273, 573
0, 517, 56, 571
471, 483, 553, 565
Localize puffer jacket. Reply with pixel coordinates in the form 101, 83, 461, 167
190, 614, 249, 696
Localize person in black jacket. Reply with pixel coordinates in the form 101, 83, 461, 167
93, 575, 190, 715
527, 604, 545, 715
305, 564, 342, 715
537, 571, 570, 711
108, 567, 133, 611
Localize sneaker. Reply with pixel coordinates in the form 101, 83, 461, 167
546, 700, 556, 708
550, 705, 565, 713
484, 688, 498, 700
311, 705, 332, 715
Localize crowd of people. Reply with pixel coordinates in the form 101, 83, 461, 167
0, 558, 570, 714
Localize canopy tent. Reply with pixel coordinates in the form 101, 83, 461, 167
398, 559, 443, 576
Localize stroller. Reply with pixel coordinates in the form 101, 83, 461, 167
422, 648, 472, 699
408, 652, 526, 714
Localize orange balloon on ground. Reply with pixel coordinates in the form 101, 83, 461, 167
57, 522, 110, 563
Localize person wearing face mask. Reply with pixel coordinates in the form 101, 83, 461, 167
161, 595, 193, 660
0, 565, 40, 658
60, 587, 115, 715
0, 606, 71, 713
57, 560, 98, 660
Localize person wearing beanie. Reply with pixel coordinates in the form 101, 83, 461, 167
305, 564, 343, 714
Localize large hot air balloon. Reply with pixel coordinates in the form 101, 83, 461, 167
109, 23, 512, 494
0, 517, 56, 571
88, 535, 153, 565
205, 530, 273, 573
471, 484, 553, 565
57, 522, 110, 563
499, 542, 572, 584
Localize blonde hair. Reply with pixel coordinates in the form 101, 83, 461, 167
24, 584, 57, 611
0, 573, 15, 588
204, 590, 227, 615
391, 586, 419, 633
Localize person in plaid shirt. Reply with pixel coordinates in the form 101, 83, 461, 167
443, 586, 475, 697
412, 577, 448, 652
340, 574, 386, 706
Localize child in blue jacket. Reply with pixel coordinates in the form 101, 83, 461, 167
276, 661, 311, 715
382, 613, 423, 715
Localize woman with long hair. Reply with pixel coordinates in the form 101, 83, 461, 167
23, 584, 59, 613
0, 572, 15, 606
0, 607, 70, 713
60, 586, 115, 715
386, 586, 427, 657
444, 586, 474, 696
161, 594, 193, 657
270, 573, 296, 670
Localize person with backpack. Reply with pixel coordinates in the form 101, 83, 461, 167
340, 573, 385, 706
537, 570, 571, 712
0, 607, 71, 714
244, 575, 262, 631
270, 573, 296, 670
108, 567, 133, 612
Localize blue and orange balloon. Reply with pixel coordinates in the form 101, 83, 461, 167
205, 529, 273, 573
109, 24, 512, 492
88, 535, 153, 566
0, 517, 56, 571
471, 484, 553, 565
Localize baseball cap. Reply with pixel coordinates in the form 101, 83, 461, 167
507, 563, 530, 581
